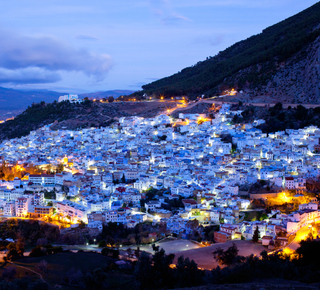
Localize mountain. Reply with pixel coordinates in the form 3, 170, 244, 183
0, 87, 65, 119
141, 2, 320, 103
79, 90, 134, 100
0, 87, 64, 110
0, 88, 135, 120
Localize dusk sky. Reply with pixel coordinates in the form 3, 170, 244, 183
0, 0, 318, 93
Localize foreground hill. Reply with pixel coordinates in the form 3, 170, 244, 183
0, 100, 176, 141
141, 2, 320, 103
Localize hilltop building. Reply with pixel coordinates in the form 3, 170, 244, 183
58, 94, 82, 103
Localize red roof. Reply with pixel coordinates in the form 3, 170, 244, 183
182, 199, 197, 205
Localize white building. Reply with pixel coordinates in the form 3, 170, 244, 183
58, 94, 82, 103
56, 200, 87, 222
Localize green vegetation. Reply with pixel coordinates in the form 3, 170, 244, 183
0, 100, 115, 141
210, 239, 320, 285
252, 226, 260, 243
98, 222, 165, 246
0, 101, 89, 140
1, 251, 132, 289
233, 103, 320, 133
1, 234, 320, 288
140, 2, 320, 98
135, 249, 203, 289
213, 243, 243, 267
29, 244, 63, 257
0, 219, 60, 247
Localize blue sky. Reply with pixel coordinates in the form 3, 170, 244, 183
0, 0, 318, 93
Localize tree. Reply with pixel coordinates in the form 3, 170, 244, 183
127, 247, 132, 257
56, 163, 64, 173
134, 252, 153, 289
152, 243, 159, 253
98, 240, 107, 248
159, 135, 167, 141
176, 256, 202, 287
108, 96, 114, 103
16, 235, 25, 256
213, 243, 242, 266
252, 226, 260, 243
121, 174, 126, 184
152, 248, 175, 288
135, 246, 141, 259
274, 102, 283, 110
29, 246, 45, 257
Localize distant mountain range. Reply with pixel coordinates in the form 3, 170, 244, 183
140, 2, 320, 103
79, 90, 134, 100
0, 87, 64, 111
0, 88, 134, 119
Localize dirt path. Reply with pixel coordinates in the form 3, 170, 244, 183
201, 99, 320, 108
8, 260, 46, 282
166, 100, 212, 116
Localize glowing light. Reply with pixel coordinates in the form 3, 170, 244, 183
197, 116, 210, 125
282, 247, 293, 255
278, 192, 291, 203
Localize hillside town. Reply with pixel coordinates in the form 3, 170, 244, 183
0, 103, 320, 248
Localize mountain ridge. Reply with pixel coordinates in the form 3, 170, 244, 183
79, 90, 134, 100
0, 88, 135, 119
139, 2, 320, 103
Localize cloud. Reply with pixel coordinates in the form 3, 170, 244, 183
149, 0, 192, 25
194, 34, 225, 46
0, 67, 61, 84
76, 34, 101, 41
170, 0, 294, 8
128, 81, 148, 88
0, 29, 113, 84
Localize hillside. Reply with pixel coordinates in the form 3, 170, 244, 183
0, 88, 135, 120
141, 2, 320, 103
79, 90, 134, 100
0, 100, 177, 141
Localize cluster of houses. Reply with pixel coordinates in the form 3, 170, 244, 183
0, 104, 320, 243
